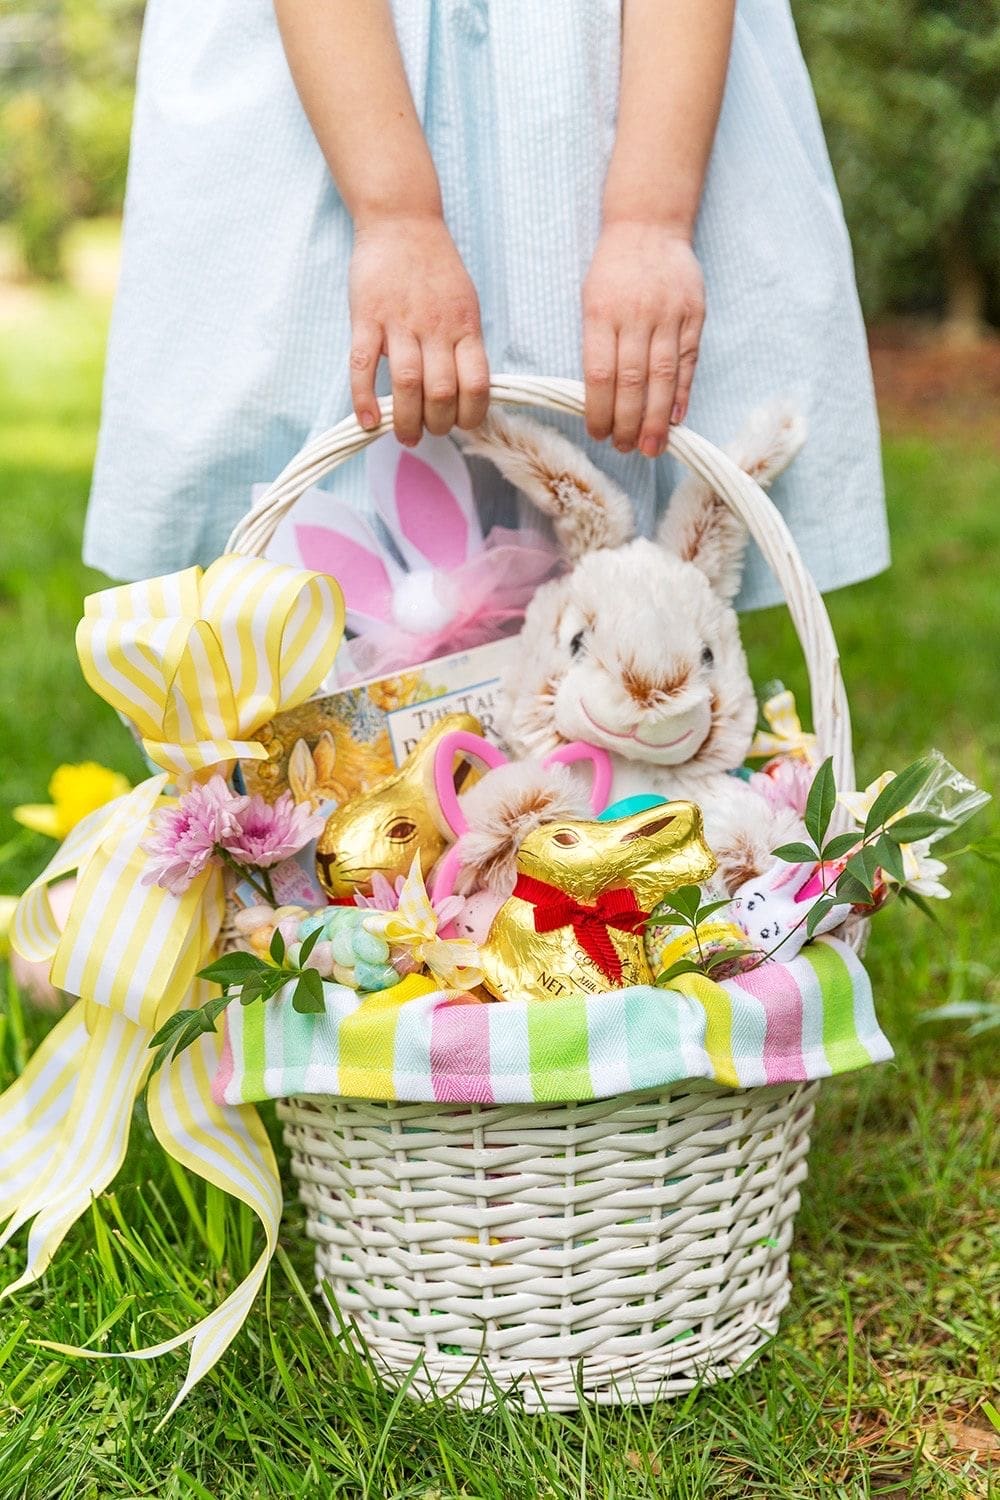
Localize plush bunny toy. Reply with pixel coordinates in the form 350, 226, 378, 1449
462, 406, 810, 894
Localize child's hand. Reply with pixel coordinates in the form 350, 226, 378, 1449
349, 214, 490, 445
582, 222, 705, 457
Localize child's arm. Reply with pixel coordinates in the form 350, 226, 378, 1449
584, 0, 736, 456
274, 0, 489, 444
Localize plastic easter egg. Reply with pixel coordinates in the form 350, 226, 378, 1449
597, 794, 668, 821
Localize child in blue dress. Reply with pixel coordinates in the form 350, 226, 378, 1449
84, 0, 889, 610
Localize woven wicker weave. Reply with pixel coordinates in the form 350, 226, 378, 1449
228, 376, 859, 1406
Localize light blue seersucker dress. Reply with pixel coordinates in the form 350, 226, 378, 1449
84, 0, 890, 609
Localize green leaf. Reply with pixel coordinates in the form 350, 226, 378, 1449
661, 884, 703, 922
863, 757, 935, 836
291, 969, 326, 1014
148, 996, 230, 1076
844, 846, 879, 895
269, 925, 286, 964
238, 975, 279, 1007
197, 953, 269, 985
805, 896, 838, 937
896, 885, 943, 926
297, 926, 322, 965
654, 958, 708, 986
771, 841, 819, 865
804, 757, 836, 848
693, 898, 736, 924
648, 884, 702, 926
703, 945, 760, 970
834, 870, 873, 906
872, 832, 905, 883
882, 811, 952, 844
821, 831, 861, 861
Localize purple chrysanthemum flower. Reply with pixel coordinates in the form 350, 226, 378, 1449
141, 775, 246, 896
222, 791, 325, 869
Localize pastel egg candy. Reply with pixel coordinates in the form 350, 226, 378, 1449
352, 928, 390, 965
303, 940, 335, 977
331, 928, 358, 967
297, 912, 329, 939
355, 960, 400, 992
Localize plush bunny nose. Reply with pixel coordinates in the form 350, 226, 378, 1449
623, 665, 690, 707
391, 569, 458, 634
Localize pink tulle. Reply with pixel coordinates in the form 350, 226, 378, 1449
342, 527, 564, 681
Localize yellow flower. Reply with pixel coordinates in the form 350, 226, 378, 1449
14, 761, 131, 840
0, 895, 16, 958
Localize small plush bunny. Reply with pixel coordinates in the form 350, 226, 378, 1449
462, 405, 810, 894
729, 861, 852, 961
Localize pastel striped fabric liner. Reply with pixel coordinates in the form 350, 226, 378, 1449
214, 937, 891, 1107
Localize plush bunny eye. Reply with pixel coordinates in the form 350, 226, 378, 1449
701, 645, 714, 668
569, 629, 586, 657
387, 819, 418, 842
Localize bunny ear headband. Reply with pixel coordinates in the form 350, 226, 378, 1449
285, 433, 564, 681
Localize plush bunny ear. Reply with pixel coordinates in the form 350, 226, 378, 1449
368, 432, 482, 571
293, 503, 400, 634
461, 412, 634, 560
657, 403, 806, 601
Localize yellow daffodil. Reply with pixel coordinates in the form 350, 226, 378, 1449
14, 761, 132, 840
838, 772, 950, 898
0, 894, 16, 959
363, 856, 483, 989
748, 689, 818, 765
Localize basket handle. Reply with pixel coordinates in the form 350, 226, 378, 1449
226, 374, 855, 793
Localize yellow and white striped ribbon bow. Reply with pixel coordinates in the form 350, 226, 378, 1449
1, 554, 344, 1411
747, 687, 819, 764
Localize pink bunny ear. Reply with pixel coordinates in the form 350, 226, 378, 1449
429, 731, 509, 906
368, 432, 482, 572
432, 730, 509, 838
293, 503, 400, 633
542, 742, 613, 816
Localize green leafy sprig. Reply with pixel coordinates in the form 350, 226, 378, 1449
148, 925, 328, 1077
650, 755, 954, 987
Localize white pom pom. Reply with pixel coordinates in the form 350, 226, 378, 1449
391, 570, 457, 634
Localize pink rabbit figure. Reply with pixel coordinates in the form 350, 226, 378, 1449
284, 432, 562, 680
428, 729, 613, 940
729, 859, 852, 962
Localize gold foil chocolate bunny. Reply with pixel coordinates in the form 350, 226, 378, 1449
316, 712, 482, 899
479, 801, 716, 1003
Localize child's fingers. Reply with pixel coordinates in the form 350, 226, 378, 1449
455, 334, 490, 429
349, 319, 383, 431
610, 327, 651, 452
672, 304, 705, 426
388, 329, 424, 446
422, 340, 459, 436
583, 319, 617, 442
640, 324, 681, 457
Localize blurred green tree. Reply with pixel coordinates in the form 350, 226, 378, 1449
794, 0, 1000, 337
0, 0, 143, 280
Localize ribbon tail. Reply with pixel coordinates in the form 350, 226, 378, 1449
0, 1006, 90, 1214
68, 1023, 282, 1419
0, 1010, 151, 1293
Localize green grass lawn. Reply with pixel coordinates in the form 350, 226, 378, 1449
1, 268, 998, 1500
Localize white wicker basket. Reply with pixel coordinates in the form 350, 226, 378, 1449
227, 375, 860, 1409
